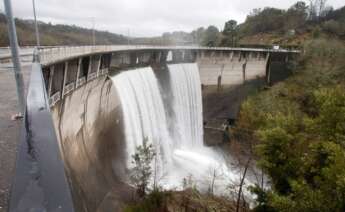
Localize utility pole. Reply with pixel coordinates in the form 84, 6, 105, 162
4, 0, 26, 115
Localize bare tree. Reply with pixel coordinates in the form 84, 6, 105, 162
309, 0, 329, 21
182, 174, 196, 190
210, 168, 217, 195
153, 148, 158, 191
236, 157, 251, 212
207, 165, 223, 195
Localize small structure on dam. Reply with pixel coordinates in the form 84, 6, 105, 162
8, 46, 299, 212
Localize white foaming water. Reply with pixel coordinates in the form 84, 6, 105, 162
168, 64, 203, 148
112, 67, 173, 173
111, 64, 253, 197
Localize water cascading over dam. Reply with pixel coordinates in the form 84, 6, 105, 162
112, 63, 244, 192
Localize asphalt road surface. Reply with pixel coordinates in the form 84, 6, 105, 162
0, 62, 31, 212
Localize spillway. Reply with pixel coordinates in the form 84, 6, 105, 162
111, 64, 247, 194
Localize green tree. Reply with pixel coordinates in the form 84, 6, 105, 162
240, 7, 286, 35
306, 86, 345, 145
256, 117, 302, 194
191, 27, 205, 45
223, 20, 238, 46
285, 1, 308, 30
322, 20, 345, 36
202, 25, 220, 46
268, 141, 345, 212
249, 86, 345, 211
130, 138, 156, 197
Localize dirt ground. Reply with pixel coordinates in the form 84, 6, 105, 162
0, 63, 31, 212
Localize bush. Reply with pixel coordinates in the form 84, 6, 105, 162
124, 190, 167, 212
322, 20, 345, 36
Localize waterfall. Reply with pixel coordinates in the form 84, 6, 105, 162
111, 67, 173, 172
111, 64, 251, 195
168, 63, 203, 148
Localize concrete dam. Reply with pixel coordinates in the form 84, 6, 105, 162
8, 46, 299, 212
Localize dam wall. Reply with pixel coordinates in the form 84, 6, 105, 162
197, 50, 268, 86
9, 46, 298, 212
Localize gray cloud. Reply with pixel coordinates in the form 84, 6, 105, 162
0, 0, 344, 37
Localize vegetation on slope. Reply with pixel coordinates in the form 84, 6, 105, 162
236, 1, 345, 46
232, 39, 345, 211
124, 189, 238, 212
219, 1, 345, 46
145, 1, 345, 47
0, 13, 128, 46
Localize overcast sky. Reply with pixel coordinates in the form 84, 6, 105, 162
0, 0, 344, 37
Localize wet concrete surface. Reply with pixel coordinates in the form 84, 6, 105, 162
0, 63, 31, 212
51, 76, 134, 211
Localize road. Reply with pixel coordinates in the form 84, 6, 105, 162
0, 62, 31, 212
0, 48, 34, 58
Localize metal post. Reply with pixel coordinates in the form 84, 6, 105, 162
32, 0, 40, 47
4, 0, 26, 115
127, 29, 130, 46
92, 17, 95, 45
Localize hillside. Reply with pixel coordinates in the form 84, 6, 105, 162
0, 13, 128, 46
142, 1, 345, 47
236, 2, 345, 46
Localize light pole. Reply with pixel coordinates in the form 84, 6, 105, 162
32, 0, 40, 47
3, 0, 25, 116
127, 28, 130, 46
91, 17, 95, 45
